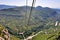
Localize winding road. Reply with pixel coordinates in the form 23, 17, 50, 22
24, 31, 43, 40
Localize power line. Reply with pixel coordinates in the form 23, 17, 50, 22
25, 0, 28, 26
27, 0, 36, 25
22, 0, 36, 39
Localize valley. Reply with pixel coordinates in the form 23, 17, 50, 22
0, 5, 60, 40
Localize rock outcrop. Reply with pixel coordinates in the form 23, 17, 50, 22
0, 25, 10, 40
2, 29, 10, 40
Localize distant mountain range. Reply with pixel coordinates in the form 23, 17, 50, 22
0, 4, 60, 22
0, 5, 60, 10
0, 4, 60, 38
0, 5, 16, 10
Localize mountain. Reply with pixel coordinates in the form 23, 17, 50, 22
35, 6, 43, 10
0, 5, 16, 10
0, 5, 60, 39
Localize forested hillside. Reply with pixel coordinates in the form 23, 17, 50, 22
0, 5, 60, 40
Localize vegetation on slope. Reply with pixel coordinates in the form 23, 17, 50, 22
0, 24, 20, 40
32, 27, 60, 40
0, 6, 60, 39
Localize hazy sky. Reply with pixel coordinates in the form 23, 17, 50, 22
0, 0, 60, 8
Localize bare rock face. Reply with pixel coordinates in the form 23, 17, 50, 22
0, 37, 5, 40
0, 25, 10, 40
2, 29, 10, 40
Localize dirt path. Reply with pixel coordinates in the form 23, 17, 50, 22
24, 31, 43, 40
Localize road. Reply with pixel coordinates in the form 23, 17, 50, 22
24, 31, 43, 40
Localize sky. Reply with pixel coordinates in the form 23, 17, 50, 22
0, 0, 60, 8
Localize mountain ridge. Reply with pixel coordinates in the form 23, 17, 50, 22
0, 4, 17, 10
